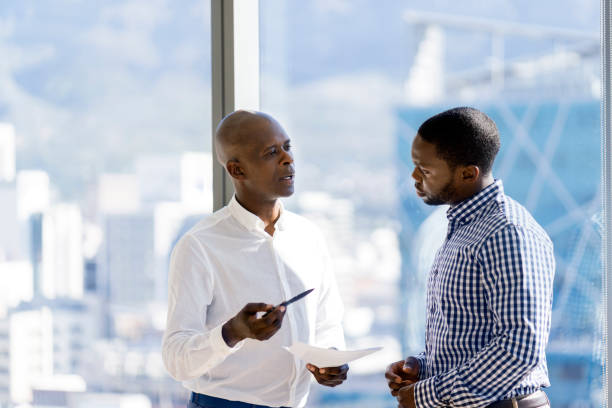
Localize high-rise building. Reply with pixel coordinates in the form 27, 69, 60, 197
136, 155, 182, 207
41, 204, 84, 300
16, 170, 50, 221
0, 318, 9, 405
0, 124, 15, 183
6, 299, 95, 405
100, 214, 155, 307
0, 184, 21, 261
133, 152, 213, 212
181, 152, 213, 212
0, 262, 33, 318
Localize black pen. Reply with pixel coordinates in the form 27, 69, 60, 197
262, 288, 314, 317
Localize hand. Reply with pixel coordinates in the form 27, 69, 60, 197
397, 383, 416, 408
222, 303, 286, 347
385, 357, 420, 397
306, 363, 349, 387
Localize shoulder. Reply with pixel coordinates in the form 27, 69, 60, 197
172, 207, 233, 254
479, 195, 553, 251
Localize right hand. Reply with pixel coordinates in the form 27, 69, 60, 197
384, 357, 420, 397
222, 303, 286, 347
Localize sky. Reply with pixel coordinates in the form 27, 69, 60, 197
0, 0, 600, 200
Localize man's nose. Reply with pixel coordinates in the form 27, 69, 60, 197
281, 150, 294, 166
411, 167, 420, 181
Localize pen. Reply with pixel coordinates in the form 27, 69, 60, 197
262, 288, 314, 317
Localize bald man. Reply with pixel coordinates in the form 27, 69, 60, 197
162, 111, 348, 408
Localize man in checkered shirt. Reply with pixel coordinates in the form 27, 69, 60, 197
385, 107, 554, 408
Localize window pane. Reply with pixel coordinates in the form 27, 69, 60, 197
0, 1, 211, 406
260, 2, 601, 407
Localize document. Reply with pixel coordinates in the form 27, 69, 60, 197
285, 342, 383, 367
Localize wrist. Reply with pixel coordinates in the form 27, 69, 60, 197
222, 319, 243, 347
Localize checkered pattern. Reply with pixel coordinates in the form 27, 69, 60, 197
413, 180, 555, 408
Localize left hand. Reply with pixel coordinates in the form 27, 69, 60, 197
397, 383, 416, 408
306, 363, 349, 387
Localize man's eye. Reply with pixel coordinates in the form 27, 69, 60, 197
285, 144, 291, 151
267, 149, 277, 156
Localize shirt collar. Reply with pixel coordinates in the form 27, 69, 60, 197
446, 179, 504, 226
228, 195, 287, 233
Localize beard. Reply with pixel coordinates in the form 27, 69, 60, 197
422, 179, 457, 206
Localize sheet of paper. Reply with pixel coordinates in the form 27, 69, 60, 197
285, 342, 383, 367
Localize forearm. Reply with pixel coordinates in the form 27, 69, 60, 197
162, 322, 243, 381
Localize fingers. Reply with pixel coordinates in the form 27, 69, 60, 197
243, 303, 274, 314
307, 364, 349, 387
250, 306, 286, 340
314, 364, 348, 376
389, 382, 404, 397
386, 360, 418, 396
402, 356, 420, 377
261, 306, 286, 324
385, 360, 406, 383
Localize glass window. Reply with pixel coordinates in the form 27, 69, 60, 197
0, 1, 211, 405
259, 1, 601, 406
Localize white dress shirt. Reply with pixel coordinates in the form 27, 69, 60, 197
162, 196, 345, 408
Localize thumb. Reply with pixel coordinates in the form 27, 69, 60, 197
402, 357, 419, 376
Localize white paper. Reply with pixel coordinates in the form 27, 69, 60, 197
284, 342, 383, 367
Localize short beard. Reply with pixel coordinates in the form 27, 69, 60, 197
423, 179, 456, 206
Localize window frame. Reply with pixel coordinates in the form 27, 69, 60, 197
210, 0, 260, 210
602, 0, 611, 403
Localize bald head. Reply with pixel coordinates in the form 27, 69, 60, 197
215, 110, 280, 166
214, 110, 295, 201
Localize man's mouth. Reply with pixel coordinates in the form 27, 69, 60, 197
415, 184, 425, 197
280, 174, 295, 182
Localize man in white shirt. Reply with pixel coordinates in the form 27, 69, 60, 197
162, 110, 348, 408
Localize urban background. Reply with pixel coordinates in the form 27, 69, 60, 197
0, 1, 602, 407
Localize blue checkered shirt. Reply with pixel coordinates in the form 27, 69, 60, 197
413, 180, 555, 407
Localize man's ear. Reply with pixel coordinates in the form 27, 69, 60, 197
461, 165, 480, 183
226, 160, 246, 180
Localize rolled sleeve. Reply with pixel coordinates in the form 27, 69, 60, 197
414, 352, 427, 380
414, 376, 444, 408
209, 323, 246, 356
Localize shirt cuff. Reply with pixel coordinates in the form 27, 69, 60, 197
414, 355, 427, 380
209, 323, 245, 357
414, 376, 444, 408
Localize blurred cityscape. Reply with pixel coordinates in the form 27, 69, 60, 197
0, 1, 604, 408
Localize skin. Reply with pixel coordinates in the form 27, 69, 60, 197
217, 110, 348, 387
387, 133, 495, 408
411, 133, 494, 206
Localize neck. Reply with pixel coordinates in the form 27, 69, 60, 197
451, 175, 496, 206
234, 191, 281, 228
475, 174, 495, 193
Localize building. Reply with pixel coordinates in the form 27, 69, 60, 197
0, 262, 33, 318
5, 299, 96, 405
0, 184, 21, 262
0, 124, 15, 183
41, 204, 84, 300
100, 214, 155, 308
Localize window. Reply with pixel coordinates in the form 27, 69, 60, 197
0, 1, 211, 405
259, 1, 601, 406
